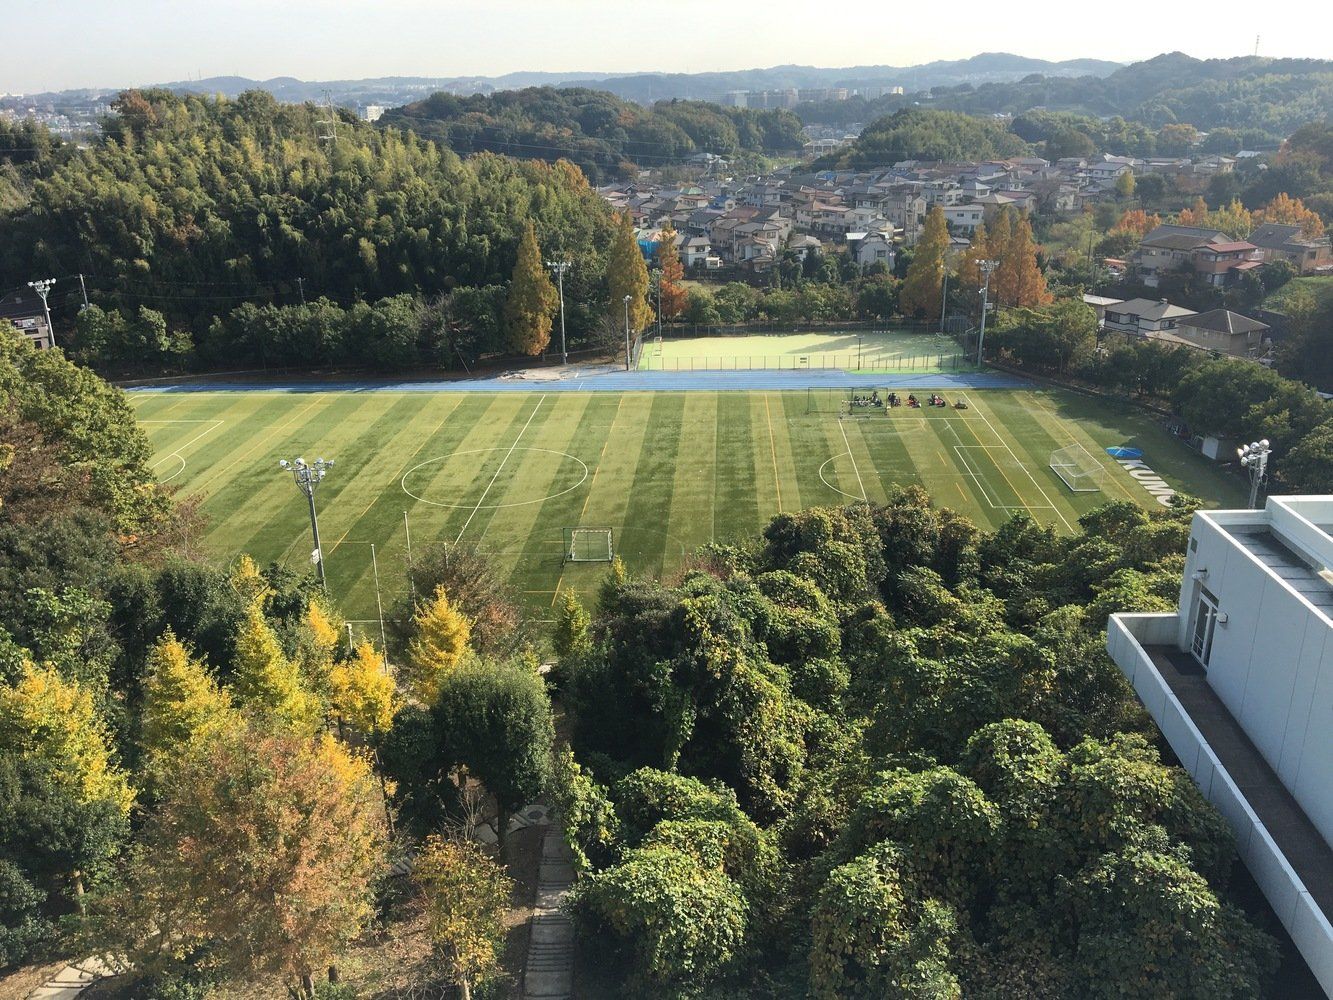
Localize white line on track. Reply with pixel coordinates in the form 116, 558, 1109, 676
836, 417, 869, 502
453, 395, 547, 545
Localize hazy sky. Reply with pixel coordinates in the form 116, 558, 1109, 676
6, 0, 1328, 93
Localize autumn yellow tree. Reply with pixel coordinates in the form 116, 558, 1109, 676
900, 206, 949, 320
329, 641, 396, 734
987, 208, 1016, 305
552, 590, 592, 661
405, 585, 472, 704
656, 226, 688, 320
1005, 213, 1052, 309
230, 553, 271, 606
954, 221, 990, 322
1176, 196, 1210, 227
1257, 193, 1325, 238
502, 221, 558, 356
416, 834, 514, 1000
607, 211, 653, 334
139, 630, 235, 775
1111, 209, 1161, 237
1209, 198, 1256, 239
97, 724, 388, 999
231, 598, 317, 730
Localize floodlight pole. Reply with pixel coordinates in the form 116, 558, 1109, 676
652, 268, 663, 340
939, 269, 949, 333
1237, 439, 1271, 510
857, 334, 863, 368
279, 456, 334, 590
975, 259, 998, 367
623, 295, 632, 372
546, 260, 570, 365
27, 278, 56, 348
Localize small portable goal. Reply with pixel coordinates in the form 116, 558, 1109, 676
843, 388, 884, 417
564, 527, 614, 564
1050, 443, 1103, 493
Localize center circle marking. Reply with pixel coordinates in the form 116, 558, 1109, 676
401, 447, 589, 509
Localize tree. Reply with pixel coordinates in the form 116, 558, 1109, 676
1256, 192, 1325, 238
433, 662, 553, 846
1114, 170, 1136, 199
405, 585, 472, 704
415, 834, 513, 1000
1281, 420, 1333, 493
502, 221, 558, 356
998, 211, 1051, 309
656, 226, 688, 320
608, 210, 653, 335
1111, 209, 1161, 237
231, 599, 316, 730
552, 589, 592, 661
900, 206, 949, 320
139, 629, 235, 774
329, 641, 396, 735
96, 725, 387, 998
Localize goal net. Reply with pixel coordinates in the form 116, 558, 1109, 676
1050, 443, 1103, 493
564, 527, 614, 563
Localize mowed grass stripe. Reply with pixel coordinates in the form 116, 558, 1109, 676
142, 394, 294, 493
619, 393, 687, 579
486, 395, 620, 598
714, 394, 761, 545
964, 396, 1073, 531
664, 393, 719, 560
776, 394, 836, 509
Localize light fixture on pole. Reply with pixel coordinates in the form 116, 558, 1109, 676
857, 334, 863, 369
939, 268, 949, 334
622, 295, 632, 372
279, 456, 334, 590
545, 260, 570, 365
27, 278, 56, 348
975, 259, 998, 368
651, 268, 663, 340
1237, 439, 1271, 510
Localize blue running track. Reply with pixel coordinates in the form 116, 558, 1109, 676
127, 369, 1035, 394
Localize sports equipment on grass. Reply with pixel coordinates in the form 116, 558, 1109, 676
1050, 443, 1103, 493
564, 527, 614, 563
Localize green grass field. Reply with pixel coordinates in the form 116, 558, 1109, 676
638, 330, 972, 373
133, 388, 1246, 633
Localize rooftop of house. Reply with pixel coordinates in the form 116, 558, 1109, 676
1249, 223, 1332, 250
0, 289, 48, 322
1199, 241, 1259, 255
1109, 298, 1198, 321
1176, 309, 1270, 336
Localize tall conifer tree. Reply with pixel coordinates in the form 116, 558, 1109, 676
900, 207, 949, 321
503, 221, 558, 356
607, 211, 653, 333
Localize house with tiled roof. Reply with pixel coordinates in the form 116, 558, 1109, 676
1248, 223, 1333, 274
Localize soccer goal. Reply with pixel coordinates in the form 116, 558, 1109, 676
843, 388, 885, 417
564, 527, 614, 563
1050, 443, 1103, 493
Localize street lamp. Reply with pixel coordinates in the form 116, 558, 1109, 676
857, 334, 863, 369
975, 259, 998, 367
939, 268, 949, 334
545, 260, 570, 365
279, 456, 334, 590
1237, 439, 1271, 510
651, 267, 663, 340
27, 278, 56, 348
622, 295, 632, 372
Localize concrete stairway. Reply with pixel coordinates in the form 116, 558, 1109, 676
522, 824, 576, 1000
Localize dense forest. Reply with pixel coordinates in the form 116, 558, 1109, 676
799, 53, 1333, 145
0, 89, 620, 362
379, 87, 805, 182
811, 108, 1031, 169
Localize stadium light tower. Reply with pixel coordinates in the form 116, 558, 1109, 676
546, 260, 570, 365
1237, 439, 1271, 510
27, 278, 56, 348
622, 295, 632, 372
279, 456, 334, 590
975, 259, 998, 367
651, 268, 663, 341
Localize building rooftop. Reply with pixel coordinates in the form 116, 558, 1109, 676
1176, 309, 1270, 336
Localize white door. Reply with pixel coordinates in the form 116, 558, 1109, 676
1191, 590, 1219, 668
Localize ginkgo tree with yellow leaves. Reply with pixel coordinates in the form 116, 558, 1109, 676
405, 585, 473, 704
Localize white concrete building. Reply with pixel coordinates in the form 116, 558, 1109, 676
1107, 495, 1333, 995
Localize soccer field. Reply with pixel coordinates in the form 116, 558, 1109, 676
133, 387, 1246, 632
638, 330, 972, 373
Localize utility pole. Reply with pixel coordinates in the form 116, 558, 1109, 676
652, 268, 663, 340
545, 260, 570, 365
77, 273, 89, 310
27, 278, 55, 348
278, 457, 334, 590
296, 276, 306, 305
975, 259, 998, 368
938, 268, 949, 333
1238, 439, 1271, 510
623, 295, 632, 371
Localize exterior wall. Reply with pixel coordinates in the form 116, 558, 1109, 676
1107, 613, 1333, 997
1179, 508, 1333, 845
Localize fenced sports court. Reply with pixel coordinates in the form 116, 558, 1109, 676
638, 329, 975, 373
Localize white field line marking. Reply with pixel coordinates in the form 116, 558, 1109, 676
764, 393, 784, 512
553, 395, 625, 606
947, 413, 1040, 524
969, 400, 1073, 531
145, 419, 225, 482
837, 417, 868, 502
454, 395, 546, 546
952, 446, 998, 508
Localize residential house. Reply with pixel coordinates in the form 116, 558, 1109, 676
1132, 224, 1233, 288
0, 289, 54, 350
1191, 241, 1264, 288
941, 204, 986, 233
1081, 294, 1123, 329
1103, 297, 1197, 335
1106, 496, 1333, 997
1248, 224, 1333, 274
786, 234, 824, 261
849, 232, 896, 270
1168, 309, 1270, 357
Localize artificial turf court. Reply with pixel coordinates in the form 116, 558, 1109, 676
133, 387, 1246, 631
638, 330, 972, 373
